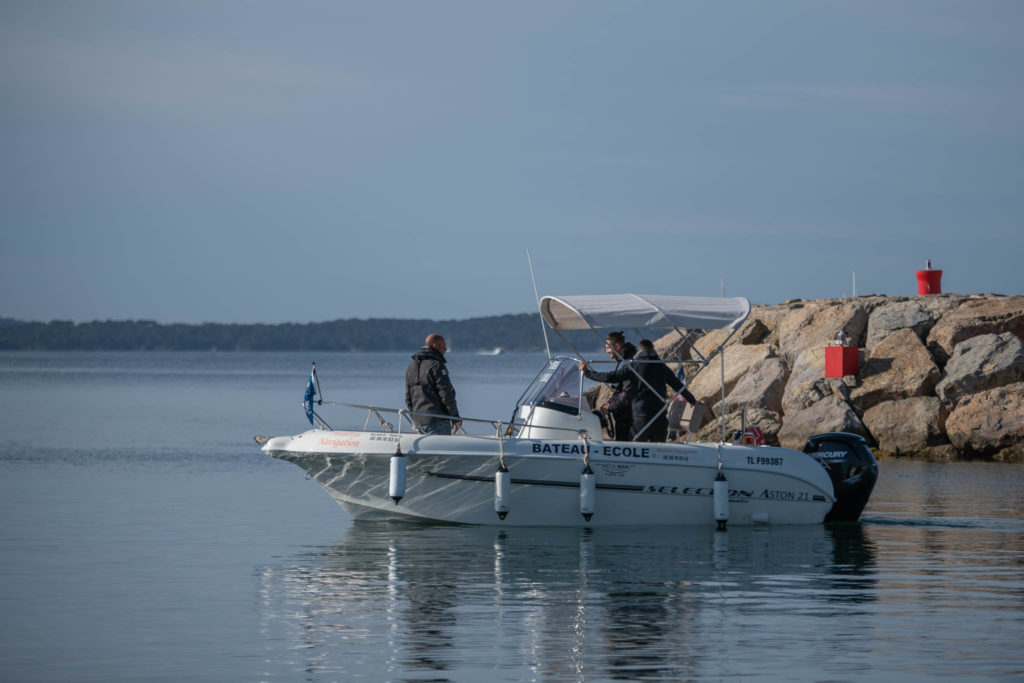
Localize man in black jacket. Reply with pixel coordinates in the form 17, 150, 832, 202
405, 334, 460, 435
631, 339, 696, 442
580, 337, 695, 442
591, 331, 636, 440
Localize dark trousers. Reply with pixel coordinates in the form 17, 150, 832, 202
419, 421, 452, 436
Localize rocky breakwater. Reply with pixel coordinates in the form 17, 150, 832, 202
654, 293, 1024, 461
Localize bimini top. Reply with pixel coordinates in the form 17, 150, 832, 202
539, 294, 751, 332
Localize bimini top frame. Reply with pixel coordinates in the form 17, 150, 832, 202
538, 294, 752, 441
539, 294, 750, 333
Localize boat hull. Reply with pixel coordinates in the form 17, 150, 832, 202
263, 430, 836, 527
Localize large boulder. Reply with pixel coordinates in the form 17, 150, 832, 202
737, 318, 770, 345
691, 328, 737, 359
917, 293, 971, 321
776, 300, 870, 364
723, 357, 789, 415
748, 302, 804, 348
781, 347, 828, 413
849, 328, 942, 413
927, 296, 1024, 364
866, 298, 941, 348
861, 396, 949, 455
944, 382, 1024, 459
686, 344, 776, 408
776, 396, 868, 449
934, 332, 1024, 406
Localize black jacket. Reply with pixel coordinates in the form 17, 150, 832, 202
630, 347, 685, 426
584, 346, 690, 437
585, 343, 635, 440
582, 343, 637, 396
405, 347, 459, 426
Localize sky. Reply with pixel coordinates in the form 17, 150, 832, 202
1, 1, 1021, 324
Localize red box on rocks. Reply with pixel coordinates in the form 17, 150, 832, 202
825, 346, 859, 378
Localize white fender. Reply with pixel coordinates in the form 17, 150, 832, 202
713, 469, 729, 530
495, 467, 510, 520
580, 465, 596, 521
389, 452, 406, 504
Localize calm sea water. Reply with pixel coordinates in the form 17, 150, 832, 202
1, 351, 1022, 682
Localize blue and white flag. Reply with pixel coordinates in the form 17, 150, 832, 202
304, 369, 317, 426
303, 362, 329, 429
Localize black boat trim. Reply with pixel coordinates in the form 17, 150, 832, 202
426, 471, 643, 492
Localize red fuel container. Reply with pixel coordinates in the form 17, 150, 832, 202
825, 346, 859, 378
916, 269, 943, 295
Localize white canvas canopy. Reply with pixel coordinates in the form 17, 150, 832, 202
539, 294, 751, 332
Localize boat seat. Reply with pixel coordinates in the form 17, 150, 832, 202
667, 400, 706, 442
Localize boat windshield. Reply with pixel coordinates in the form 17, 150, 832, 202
519, 357, 584, 416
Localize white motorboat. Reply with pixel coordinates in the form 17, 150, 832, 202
258, 294, 878, 527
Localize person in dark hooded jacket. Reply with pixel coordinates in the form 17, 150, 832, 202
629, 339, 695, 442
405, 334, 460, 435
580, 337, 694, 442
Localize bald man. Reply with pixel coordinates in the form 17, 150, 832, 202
405, 334, 460, 435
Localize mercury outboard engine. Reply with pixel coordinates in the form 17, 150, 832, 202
803, 432, 879, 522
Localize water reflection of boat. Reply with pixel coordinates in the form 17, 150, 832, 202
259, 294, 878, 527
256, 523, 877, 680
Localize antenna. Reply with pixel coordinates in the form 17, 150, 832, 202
527, 249, 552, 359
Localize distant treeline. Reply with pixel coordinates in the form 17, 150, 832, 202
0, 314, 600, 352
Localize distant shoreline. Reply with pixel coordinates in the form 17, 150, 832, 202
0, 313, 595, 353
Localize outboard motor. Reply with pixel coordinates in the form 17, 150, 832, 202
803, 432, 879, 522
